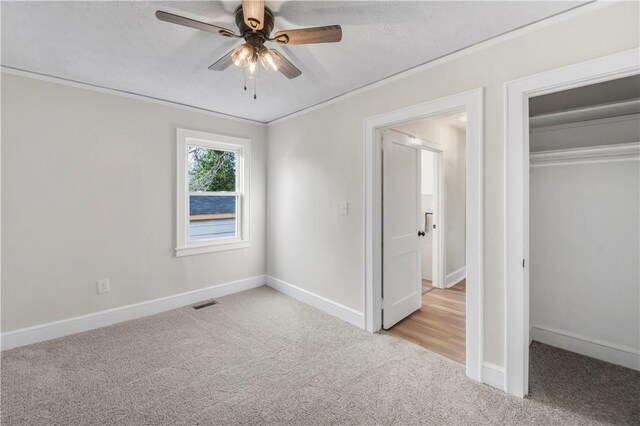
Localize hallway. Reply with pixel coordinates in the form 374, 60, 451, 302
387, 280, 466, 364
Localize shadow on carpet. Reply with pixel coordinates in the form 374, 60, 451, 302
528, 341, 640, 425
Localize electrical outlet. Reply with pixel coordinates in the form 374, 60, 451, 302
97, 279, 110, 294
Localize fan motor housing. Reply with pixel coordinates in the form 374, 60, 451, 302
234, 5, 275, 40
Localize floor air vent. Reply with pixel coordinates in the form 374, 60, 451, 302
192, 300, 218, 310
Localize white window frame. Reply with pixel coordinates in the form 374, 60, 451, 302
176, 128, 251, 257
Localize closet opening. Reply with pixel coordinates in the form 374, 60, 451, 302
525, 75, 640, 422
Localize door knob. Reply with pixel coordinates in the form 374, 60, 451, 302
418, 231, 425, 237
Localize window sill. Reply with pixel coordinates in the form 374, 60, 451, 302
175, 240, 251, 257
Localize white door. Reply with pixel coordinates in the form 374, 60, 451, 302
382, 129, 422, 329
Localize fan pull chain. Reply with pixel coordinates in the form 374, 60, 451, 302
254, 78, 257, 100
243, 69, 247, 91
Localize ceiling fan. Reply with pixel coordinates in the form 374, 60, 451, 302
156, 0, 342, 98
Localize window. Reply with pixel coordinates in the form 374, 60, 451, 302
176, 129, 250, 256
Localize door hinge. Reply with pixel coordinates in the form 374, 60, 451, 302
523, 258, 526, 268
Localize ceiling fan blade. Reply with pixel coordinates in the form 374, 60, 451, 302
273, 25, 342, 45
156, 11, 238, 38
242, 0, 265, 31
271, 50, 302, 79
208, 49, 236, 71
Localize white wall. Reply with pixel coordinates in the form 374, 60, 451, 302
530, 156, 639, 359
448, 127, 466, 278
395, 119, 466, 279
421, 150, 434, 281
421, 150, 435, 196
266, 2, 640, 367
1, 73, 267, 332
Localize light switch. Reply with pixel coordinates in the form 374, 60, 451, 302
339, 201, 349, 215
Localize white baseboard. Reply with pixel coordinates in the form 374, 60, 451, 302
529, 326, 533, 345
446, 266, 466, 288
1, 275, 266, 351
482, 362, 505, 391
531, 325, 640, 371
266, 275, 365, 329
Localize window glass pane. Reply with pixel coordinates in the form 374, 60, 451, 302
189, 195, 237, 241
188, 146, 236, 192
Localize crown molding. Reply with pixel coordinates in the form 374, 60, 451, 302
0, 66, 267, 126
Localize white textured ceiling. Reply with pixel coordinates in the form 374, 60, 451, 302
2, 1, 585, 123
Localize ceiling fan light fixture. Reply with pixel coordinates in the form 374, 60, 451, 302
259, 47, 279, 72
231, 43, 254, 68
157, 2, 343, 85
247, 53, 260, 78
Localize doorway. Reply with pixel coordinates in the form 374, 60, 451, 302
504, 48, 640, 397
418, 148, 442, 291
363, 89, 484, 382
380, 113, 466, 363
525, 75, 640, 423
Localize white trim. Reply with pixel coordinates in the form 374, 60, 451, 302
175, 241, 251, 257
422, 143, 446, 290
0, 66, 266, 126
482, 362, 506, 391
267, 2, 606, 126
530, 100, 640, 129
265, 276, 364, 329
364, 88, 484, 383
531, 113, 639, 135
1, 276, 266, 351
504, 48, 640, 398
532, 325, 640, 371
176, 128, 251, 257
530, 142, 640, 167
446, 266, 467, 288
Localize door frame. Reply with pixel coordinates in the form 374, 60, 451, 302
504, 48, 640, 398
419, 141, 445, 290
364, 88, 484, 382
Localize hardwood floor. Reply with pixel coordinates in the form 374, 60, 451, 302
387, 280, 466, 364
421, 279, 434, 295
448, 280, 465, 293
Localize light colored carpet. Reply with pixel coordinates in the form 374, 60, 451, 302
529, 341, 639, 425
1, 286, 637, 425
